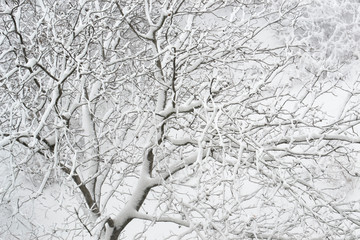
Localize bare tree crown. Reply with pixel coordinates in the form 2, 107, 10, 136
1, 0, 360, 239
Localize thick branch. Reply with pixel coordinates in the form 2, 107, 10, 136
60, 163, 100, 216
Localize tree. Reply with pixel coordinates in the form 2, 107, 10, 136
1, 0, 360, 239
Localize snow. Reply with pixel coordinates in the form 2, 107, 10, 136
2, 0, 360, 239
0, 136, 12, 148
3, 67, 18, 80
25, 58, 37, 68
33, 87, 59, 137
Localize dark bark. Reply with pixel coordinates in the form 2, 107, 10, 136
60, 163, 101, 216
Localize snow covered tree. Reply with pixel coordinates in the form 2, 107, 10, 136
1, 0, 360, 239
